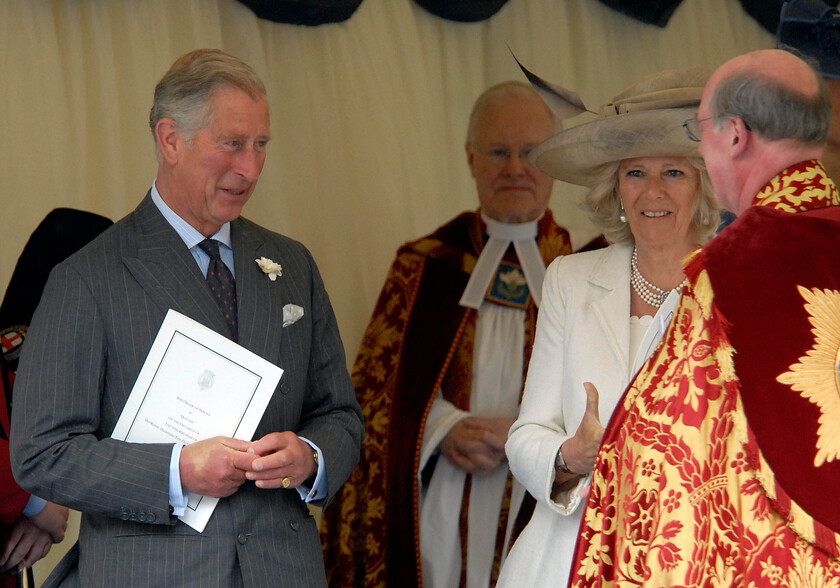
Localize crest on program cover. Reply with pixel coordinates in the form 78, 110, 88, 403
776, 286, 840, 467
197, 369, 216, 392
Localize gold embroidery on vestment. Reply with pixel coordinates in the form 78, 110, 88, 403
777, 285, 840, 467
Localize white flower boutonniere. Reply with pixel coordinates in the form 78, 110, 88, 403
256, 257, 283, 281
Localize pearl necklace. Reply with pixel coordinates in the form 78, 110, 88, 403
631, 247, 686, 307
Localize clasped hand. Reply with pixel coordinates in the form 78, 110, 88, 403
439, 417, 514, 475
1, 502, 68, 574
179, 432, 316, 497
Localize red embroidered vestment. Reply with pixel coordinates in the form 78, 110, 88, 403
571, 161, 840, 587
321, 210, 571, 587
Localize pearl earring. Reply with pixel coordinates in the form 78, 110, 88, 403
619, 197, 627, 223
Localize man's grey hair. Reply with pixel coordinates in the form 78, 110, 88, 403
466, 81, 556, 145
709, 68, 831, 145
149, 49, 266, 160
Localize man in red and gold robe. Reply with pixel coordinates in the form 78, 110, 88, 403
2, 361, 69, 587
321, 82, 573, 587
1, 364, 30, 588
571, 50, 840, 586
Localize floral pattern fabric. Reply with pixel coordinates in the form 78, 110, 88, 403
321, 210, 571, 588
571, 161, 840, 587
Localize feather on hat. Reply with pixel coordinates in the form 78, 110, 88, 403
518, 62, 712, 187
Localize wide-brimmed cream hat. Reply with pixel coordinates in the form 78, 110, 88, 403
526, 65, 712, 187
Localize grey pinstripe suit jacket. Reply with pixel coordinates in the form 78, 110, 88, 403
10, 194, 364, 587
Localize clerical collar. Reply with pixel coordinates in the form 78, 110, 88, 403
459, 212, 546, 309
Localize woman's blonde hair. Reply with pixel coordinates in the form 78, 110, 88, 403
580, 156, 719, 245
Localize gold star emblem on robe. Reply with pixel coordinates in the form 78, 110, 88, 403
777, 286, 840, 467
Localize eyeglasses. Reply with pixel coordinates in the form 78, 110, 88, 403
683, 115, 752, 142
682, 117, 715, 142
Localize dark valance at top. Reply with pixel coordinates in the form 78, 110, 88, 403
595, 0, 685, 28
235, 0, 510, 26
236, 0, 510, 25
412, 0, 509, 22
233, 0, 839, 29
594, 0, 838, 34
234, 0, 364, 26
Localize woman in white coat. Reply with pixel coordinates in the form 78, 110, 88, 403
497, 67, 719, 586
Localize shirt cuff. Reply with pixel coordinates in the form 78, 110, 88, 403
296, 437, 326, 502
22, 495, 47, 517
169, 443, 188, 516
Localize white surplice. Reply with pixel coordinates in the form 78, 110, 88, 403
419, 303, 526, 588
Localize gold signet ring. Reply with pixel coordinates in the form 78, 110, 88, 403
282, 476, 291, 489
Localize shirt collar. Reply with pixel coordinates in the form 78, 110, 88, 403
150, 181, 232, 249
480, 211, 540, 241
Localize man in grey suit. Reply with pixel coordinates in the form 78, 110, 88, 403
10, 49, 364, 587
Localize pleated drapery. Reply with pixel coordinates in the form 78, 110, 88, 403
0, 1, 774, 583
0, 0, 773, 368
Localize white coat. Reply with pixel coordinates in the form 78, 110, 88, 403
498, 243, 672, 587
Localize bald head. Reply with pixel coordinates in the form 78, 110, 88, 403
697, 50, 832, 215
713, 49, 820, 96
704, 49, 830, 145
466, 81, 556, 146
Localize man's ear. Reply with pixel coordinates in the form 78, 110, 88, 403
155, 119, 182, 165
729, 116, 751, 159
465, 141, 477, 178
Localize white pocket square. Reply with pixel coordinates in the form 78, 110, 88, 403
283, 304, 304, 327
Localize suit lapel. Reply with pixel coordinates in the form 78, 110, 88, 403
588, 245, 632, 377
231, 219, 285, 364
118, 196, 285, 362
120, 194, 233, 338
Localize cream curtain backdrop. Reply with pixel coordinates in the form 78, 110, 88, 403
0, 0, 771, 583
